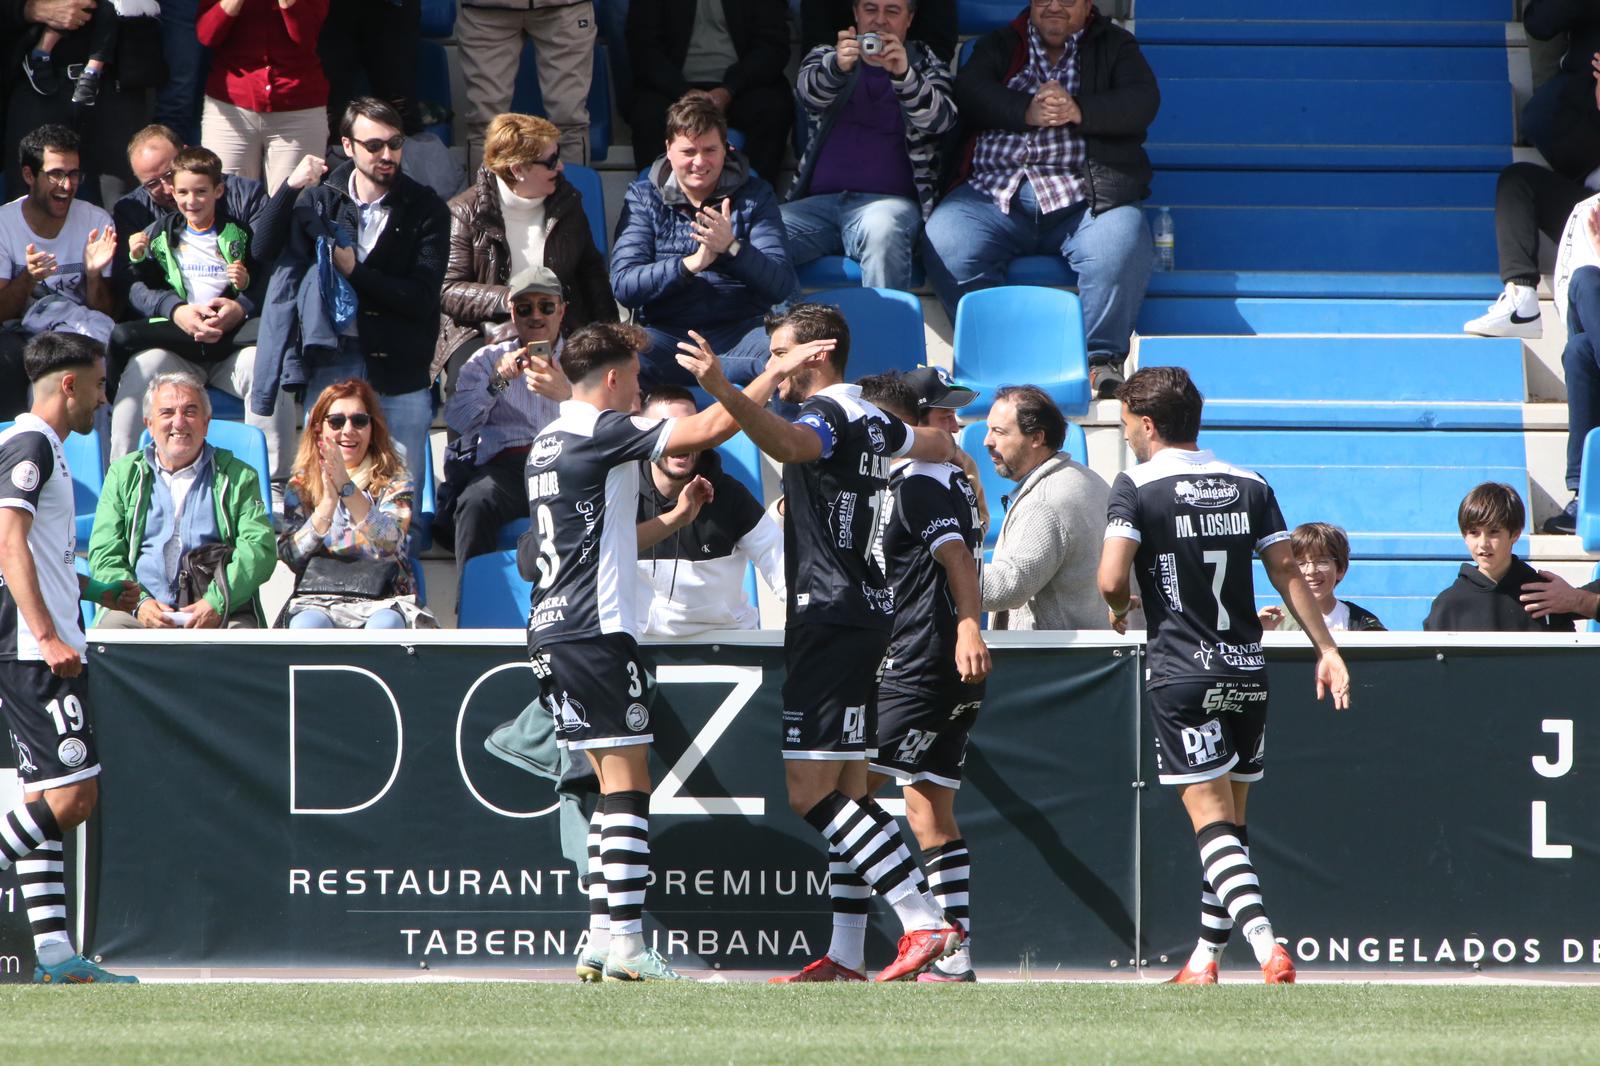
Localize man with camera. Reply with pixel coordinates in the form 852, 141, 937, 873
783, 0, 956, 293
436, 265, 573, 578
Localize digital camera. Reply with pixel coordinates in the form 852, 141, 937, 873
859, 31, 883, 56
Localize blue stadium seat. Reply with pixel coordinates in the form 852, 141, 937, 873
952, 287, 1089, 419
1580, 427, 1600, 552
1590, 562, 1600, 634
1251, 558, 1461, 633
1134, 21, 1510, 47
421, 0, 454, 38
810, 287, 927, 382
794, 258, 926, 290
1136, 0, 1509, 18
958, 0, 1023, 35
958, 420, 1088, 548
139, 419, 271, 514
457, 549, 531, 628
1136, 295, 1495, 337
59, 427, 104, 547
206, 388, 244, 421
1135, 336, 1525, 429
563, 164, 608, 255
1142, 44, 1510, 81
512, 41, 613, 162
412, 436, 437, 552
1206, 429, 1529, 559
717, 432, 764, 504
417, 40, 454, 146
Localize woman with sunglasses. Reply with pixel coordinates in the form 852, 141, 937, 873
435, 113, 616, 395
277, 379, 433, 629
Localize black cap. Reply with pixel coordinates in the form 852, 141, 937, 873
903, 365, 978, 410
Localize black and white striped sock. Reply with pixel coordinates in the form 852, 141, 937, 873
826, 847, 869, 972
0, 798, 57, 869
18, 838, 72, 964
601, 790, 650, 956
583, 805, 609, 955
924, 838, 971, 936
804, 791, 940, 932
1196, 820, 1276, 965
859, 798, 929, 895
1190, 824, 1247, 969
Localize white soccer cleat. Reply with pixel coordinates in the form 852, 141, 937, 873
1463, 282, 1541, 339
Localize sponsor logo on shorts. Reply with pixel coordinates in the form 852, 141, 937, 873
841, 705, 866, 746
529, 435, 563, 469
1201, 685, 1268, 714
1173, 478, 1240, 509
57, 737, 87, 768
15, 739, 37, 776
894, 729, 936, 765
625, 703, 649, 732
949, 699, 981, 721
11, 461, 39, 491
551, 691, 588, 733
1181, 720, 1225, 767
785, 726, 802, 744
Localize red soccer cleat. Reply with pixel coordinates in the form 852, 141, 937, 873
768, 955, 867, 983
875, 926, 961, 983
1167, 960, 1219, 985
1262, 944, 1296, 984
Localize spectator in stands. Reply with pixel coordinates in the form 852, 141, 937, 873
254, 98, 450, 491
2, 0, 149, 200
278, 377, 433, 628
0, 125, 117, 417
1258, 522, 1386, 633
611, 92, 794, 391
320, 0, 422, 141
436, 265, 571, 576
88, 370, 276, 628
197, 0, 330, 194
1545, 199, 1600, 533
783, 0, 957, 293
456, 0, 596, 171
1424, 482, 1580, 632
979, 383, 1109, 629
21, 0, 159, 109
800, 0, 957, 64
111, 126, 267, 311
636, 384, 784, 636
435, 113, 615, 393
106, 147, 297, 492
626, 0, 794, 183
925, 0, 1158, 398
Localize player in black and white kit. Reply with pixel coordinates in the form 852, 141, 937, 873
1097, 366, 1351, 986
681, 304, 965, 984
0, 333, 138, 984
526, 322, 830, 983
857, 370, 990, 984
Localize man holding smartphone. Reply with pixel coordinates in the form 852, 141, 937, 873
437, 265, 573, 577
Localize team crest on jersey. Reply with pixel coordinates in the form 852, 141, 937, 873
11, 460, 39, 491
866, 420, 886, 453
530, 436, 563, 468
551, 691, 588, 733
625, 703, 649, 732
57, 737, 87, 768
1173, 478, 1240, 509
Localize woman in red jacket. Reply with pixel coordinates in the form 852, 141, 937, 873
197, 0, 330, 193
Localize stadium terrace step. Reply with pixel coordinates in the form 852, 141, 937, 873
1205, 428, 1530, 559
1151, 169, 1496, 209
1133, 0, 1511, 23
1136, 335, 1525, 429
1137, 296, 1496, 335
1132, 20, 1513, 47
1141, 43, 1512, 81
1249, 558, 1466, 632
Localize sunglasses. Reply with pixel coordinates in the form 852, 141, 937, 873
528, 152, 562, 171
324, 412, 372, 430
353, 135, 405, 154
513, 298, 561, 318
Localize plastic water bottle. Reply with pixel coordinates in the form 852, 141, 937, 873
1153, 207, 1175, 272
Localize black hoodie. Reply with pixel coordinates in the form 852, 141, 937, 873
1423, 557, 1580, 633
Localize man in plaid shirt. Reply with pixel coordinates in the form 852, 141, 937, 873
925, 0, 1159, 397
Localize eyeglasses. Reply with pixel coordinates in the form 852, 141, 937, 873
40, 168, 83, 187
352, 135, 405, 154
528, 152, 562, 171
513, 298, 561, 317
324, 412, 372, 431
141, 170, 175, 192
1032, 0, 1079, 8
1296, 558, 1337, 574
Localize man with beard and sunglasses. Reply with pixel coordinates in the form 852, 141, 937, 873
437, 264, 573, 577
256, 97, 449, 491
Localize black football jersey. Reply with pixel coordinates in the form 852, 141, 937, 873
783, 383, 911, 629
880, 460, 984, 697
523, 401, 674, 644
0, 415, 83, 662
1105, 447, 1289, 688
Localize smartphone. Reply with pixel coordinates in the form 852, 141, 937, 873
519, 340, 553, 370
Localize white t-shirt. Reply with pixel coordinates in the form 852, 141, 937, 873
176, 225, 230, 306
0, 196, 112, 314
1323, 600, 1351, 632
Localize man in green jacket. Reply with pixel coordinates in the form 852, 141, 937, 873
88, 370, 276, 628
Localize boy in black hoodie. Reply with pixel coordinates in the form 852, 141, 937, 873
1424, 482, 1579, 632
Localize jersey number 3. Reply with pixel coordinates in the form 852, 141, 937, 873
532, 504, 561, 589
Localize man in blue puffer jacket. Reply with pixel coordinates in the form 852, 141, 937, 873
609, 92, 795, 391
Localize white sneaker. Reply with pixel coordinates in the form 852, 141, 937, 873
1464, 282, 1541, 338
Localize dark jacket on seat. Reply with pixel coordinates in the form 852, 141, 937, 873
626, 0, 792, 100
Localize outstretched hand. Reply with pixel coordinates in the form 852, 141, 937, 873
1316, 648, 1351, 710
675, 330, 730, 395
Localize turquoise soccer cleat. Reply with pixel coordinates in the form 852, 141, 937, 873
34, 954, 139, 985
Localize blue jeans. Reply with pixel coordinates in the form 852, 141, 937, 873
781, 192, 923, 292
153, 0, 209, 145
289, 606, 406, 629
303, 342, 434, 492
639, 321, 771, 392
923, 180, 1155, 364
1562, 266, 1600, 491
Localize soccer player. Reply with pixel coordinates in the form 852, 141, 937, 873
1096, 366, 1351, 986
857, 371, 990, 983
0, 332, 139, 984
529, 322, 828, 983
680, 303, 964, 983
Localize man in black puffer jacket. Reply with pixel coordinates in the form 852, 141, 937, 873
925, 0, 1158, 398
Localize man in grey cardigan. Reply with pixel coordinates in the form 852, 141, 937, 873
981, 385, 1110, 630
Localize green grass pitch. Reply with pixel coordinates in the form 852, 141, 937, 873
1, 982, 1596, 1064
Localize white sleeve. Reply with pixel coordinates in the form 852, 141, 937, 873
737, 514, 786, 600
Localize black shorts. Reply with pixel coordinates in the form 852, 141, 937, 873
1147, 678, 1268, 786
0, 661, 99, 790
871, 684, 984, 789
530, 633, 655, 751
781, 623, 889, 761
